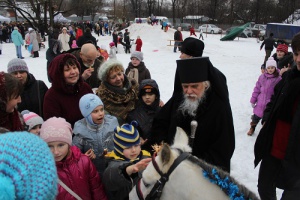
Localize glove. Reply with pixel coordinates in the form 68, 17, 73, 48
251, 103, 255, 108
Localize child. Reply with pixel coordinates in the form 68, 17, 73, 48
199, 28, 204, 40
0, 132, 58, 199
248, 57, 281, 135
73, 93, 119, 175
103, 121, 151, 200
0, 72, 23, 131
71, 39, 78, 49
108, 42, 117, 59
189, 25, 197, 37
21, 110, 44, 135
100, 45, 109, 61
40, 117, 108, 200
126, 79, 161, 142
135, 35, 143, 51
125, 51, 151, 84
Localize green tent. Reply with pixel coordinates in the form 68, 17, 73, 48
221, 22, 251, 41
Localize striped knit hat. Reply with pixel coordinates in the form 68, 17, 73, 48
21, 110, 44, 131
113, 121, 140, 158
0, 132, 57, 199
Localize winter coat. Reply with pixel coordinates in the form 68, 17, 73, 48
250, 71, 281, 118
135, 38, 142, 51
17, 73, 48, 117
112, 33, 118, 46
11, 30, 24, 46
43, 54, 93, 127
272, 52, 294, 70
29, 30, 39, 52
260, 37, 277, 51
46, 39, 62, 81
76, 32, 97, 47
72, 115, 119, 174
103, 150, 151, 200
125, 62, 151, 84
76, 28, 83, 40
56, 146, 107, 200
58, 32, 70, 52
148, 60, 234, 172
126, 79, 160, 139
174, 30, 183, 41
97, 76, 139, 125
109, 46, 117, 59
68, 48, 103, 89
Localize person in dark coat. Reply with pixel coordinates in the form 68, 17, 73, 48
124, 29, 131, 53
67, 43, 103, 89
260, 33, 277, 65
148, 57, 235, 173
112, 30, 118, 50
43, 53, 93, 127
103, 122, 151, 200
76, 28, 97, 47
173, 27, 183, 53
126, 79, 160, 141
46, 37, 62, 82
125, 51, 151, 84
272, 43, 295, 76
7, 58, 48, 117
254, 32, 300, 200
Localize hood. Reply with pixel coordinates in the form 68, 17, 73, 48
56, 146, 81, 168
48, 53, 84, 94
138, 79, 160, 108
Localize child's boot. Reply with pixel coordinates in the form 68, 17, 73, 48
247, 122, 257, 136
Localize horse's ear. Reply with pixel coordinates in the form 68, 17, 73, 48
172, 127, 192, 153
160, 143, 172, 166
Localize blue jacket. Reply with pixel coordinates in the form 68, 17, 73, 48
11, 30, 24, 46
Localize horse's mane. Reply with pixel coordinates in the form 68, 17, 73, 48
186, 155, 260, 200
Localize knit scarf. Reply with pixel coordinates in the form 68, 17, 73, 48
97, 77, 138, 121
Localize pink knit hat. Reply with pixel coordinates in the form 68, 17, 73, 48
40, 117, 72, 145
21, 110, 44, 131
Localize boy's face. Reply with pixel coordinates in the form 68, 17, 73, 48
48, 141, 69, 162
123, 144, 141, 160
30, 124, 42, 136
131, 57, 141, 67
142, 93, 156, 105
91, 105, 104, 124
294, 50, 300, 71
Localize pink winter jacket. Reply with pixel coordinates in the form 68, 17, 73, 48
56, 146, 108, 200
250, 72, 281, 118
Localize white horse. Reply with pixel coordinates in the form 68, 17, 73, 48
129, 127, 260, 200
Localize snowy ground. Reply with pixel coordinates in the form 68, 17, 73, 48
0, 23, 286, 198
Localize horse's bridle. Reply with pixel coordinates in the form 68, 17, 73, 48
136, 150, 191, 200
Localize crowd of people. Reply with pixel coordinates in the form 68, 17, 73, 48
0, 19, 300, 200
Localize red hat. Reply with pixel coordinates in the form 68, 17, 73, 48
277, 44, 288, 54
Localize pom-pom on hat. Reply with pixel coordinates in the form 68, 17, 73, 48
266, 57, 277, 68
181, 37, 205, 57
21, 110, 44, 131
113, 121, 140, 158
109, 42, 115, 47
131, 51, 144, 61
0, 132, 57, 199
277, 44, 288, 54
7, 58, 29, 74
79, 93, 103, 117
40, 117, 72, 146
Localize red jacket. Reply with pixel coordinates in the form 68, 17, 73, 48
76, 28, 83, 40
135, 38, 143, 51
56, 146, 108, 200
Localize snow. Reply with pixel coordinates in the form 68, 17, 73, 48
0, 23, 286, 198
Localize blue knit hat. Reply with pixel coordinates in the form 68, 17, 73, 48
0, 132, 58, 200
113, 121, 140, 158
79, 93, 103, 117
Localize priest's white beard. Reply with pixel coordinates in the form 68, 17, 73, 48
178, 93, 206, 117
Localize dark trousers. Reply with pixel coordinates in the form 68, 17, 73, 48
264, 49, 272, 64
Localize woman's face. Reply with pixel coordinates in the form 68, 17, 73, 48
277, 50, 285, 59
107, 69, 124, 88
63, 64, 79, 85
6, 95, 21, 113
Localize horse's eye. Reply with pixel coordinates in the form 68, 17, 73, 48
143, 179, 150, 188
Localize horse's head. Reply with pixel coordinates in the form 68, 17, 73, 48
129, 127, 192, 200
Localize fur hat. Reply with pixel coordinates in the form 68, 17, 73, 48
113, 121, 140, 158
177, 57, 209, 83
21, 110, 44, 131
7, 58, 29, 74
277, 44, 288, 54
14, 26, 18, 30
28, 27, 33, 32
131, 51, 144, 61
109, 42, 115, 47
98, 59, 124, 82
266, 57, 277, 68
79, 93, 103, 117
181, 37, 205, 57
0, 132, 57, 199
40, 117, 72, 146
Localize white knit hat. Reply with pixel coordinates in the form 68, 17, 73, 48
98, 59, 124, 81
266, 57, 277, 68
